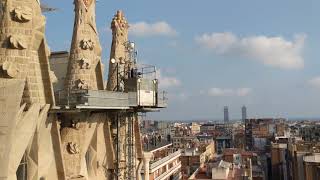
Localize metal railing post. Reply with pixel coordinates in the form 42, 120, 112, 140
67, 87, 70, 107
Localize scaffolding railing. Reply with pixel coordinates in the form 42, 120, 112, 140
126, 114, 136, 180
54, 88, 168, 109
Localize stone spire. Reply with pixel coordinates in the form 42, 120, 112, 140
106, 10, 132, 180
64, 0, 104, 92
0, 0, 55, 106
0, 1, 57, 179
106, 10, 130, 91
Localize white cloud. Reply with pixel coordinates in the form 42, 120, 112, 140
195, 32, 306, 69
236, 88, 252, 96
157, 70, 181, 89
308, 77, 320, 88
159, 77, 181, 88
207, 88, 252, 97
130, 21, 177, 37
167, 92, 189, 102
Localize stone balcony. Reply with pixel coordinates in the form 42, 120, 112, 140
154, 162, 182, 180
150, 150, 181, 170
141, 149, 181, 180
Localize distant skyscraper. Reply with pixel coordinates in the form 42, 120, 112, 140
242, 105, 247, 122
224, 106, 229, 123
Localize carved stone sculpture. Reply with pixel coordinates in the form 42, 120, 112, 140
80, 38, 95, 50
10, 6, 32, 22
80, 58, 91, 69
1, 60, 19, 78
67, 142, 80, 154
8, 35, 27, 49
71, 120, 81, 129
77, 79, 88, 89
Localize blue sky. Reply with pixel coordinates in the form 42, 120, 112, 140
44, 0, 320, 121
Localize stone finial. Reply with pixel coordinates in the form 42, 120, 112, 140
107, 10, 130, 91
111, 10, 129, 32
82, 0, 94, 7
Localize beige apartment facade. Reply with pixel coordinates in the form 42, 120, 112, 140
142, 144, 182, 180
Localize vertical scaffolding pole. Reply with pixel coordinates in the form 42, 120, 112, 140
126, 113, 136, 180
116, 113, 120, 180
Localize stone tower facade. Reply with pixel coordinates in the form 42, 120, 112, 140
0, 2, 161, 179
59, 1, 109, 179
64, 0, 104, 92
107, 10, 129, 91
0, 0, 58, 179
107, 11, 131, 180
0, 0, 55, 106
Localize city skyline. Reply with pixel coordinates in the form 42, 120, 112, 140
44, 0, 320, 120
1, 1, 319, 180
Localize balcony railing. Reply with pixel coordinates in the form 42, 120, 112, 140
154, 162, 182, 180
150, 150, 181, 170
54, 89, 167, 110
143, 141, 172, 152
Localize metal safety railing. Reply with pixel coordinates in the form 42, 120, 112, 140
157, 91, 168, 108
54, 89, 131, 108
135, 64, 157, 80
54, 88, 168, 109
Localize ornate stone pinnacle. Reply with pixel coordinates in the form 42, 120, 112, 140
107, 10, 130, 91
111, 10, 129, 31
64, 0, 103, 91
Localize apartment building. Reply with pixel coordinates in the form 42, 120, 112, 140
303, 153, 320, 180
141, 143, 182, 180
180, 142, 215, 179
287, 142, 320, 180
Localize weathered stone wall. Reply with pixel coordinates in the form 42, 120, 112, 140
0, 1, 58, 179
0, 0, 55, 106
